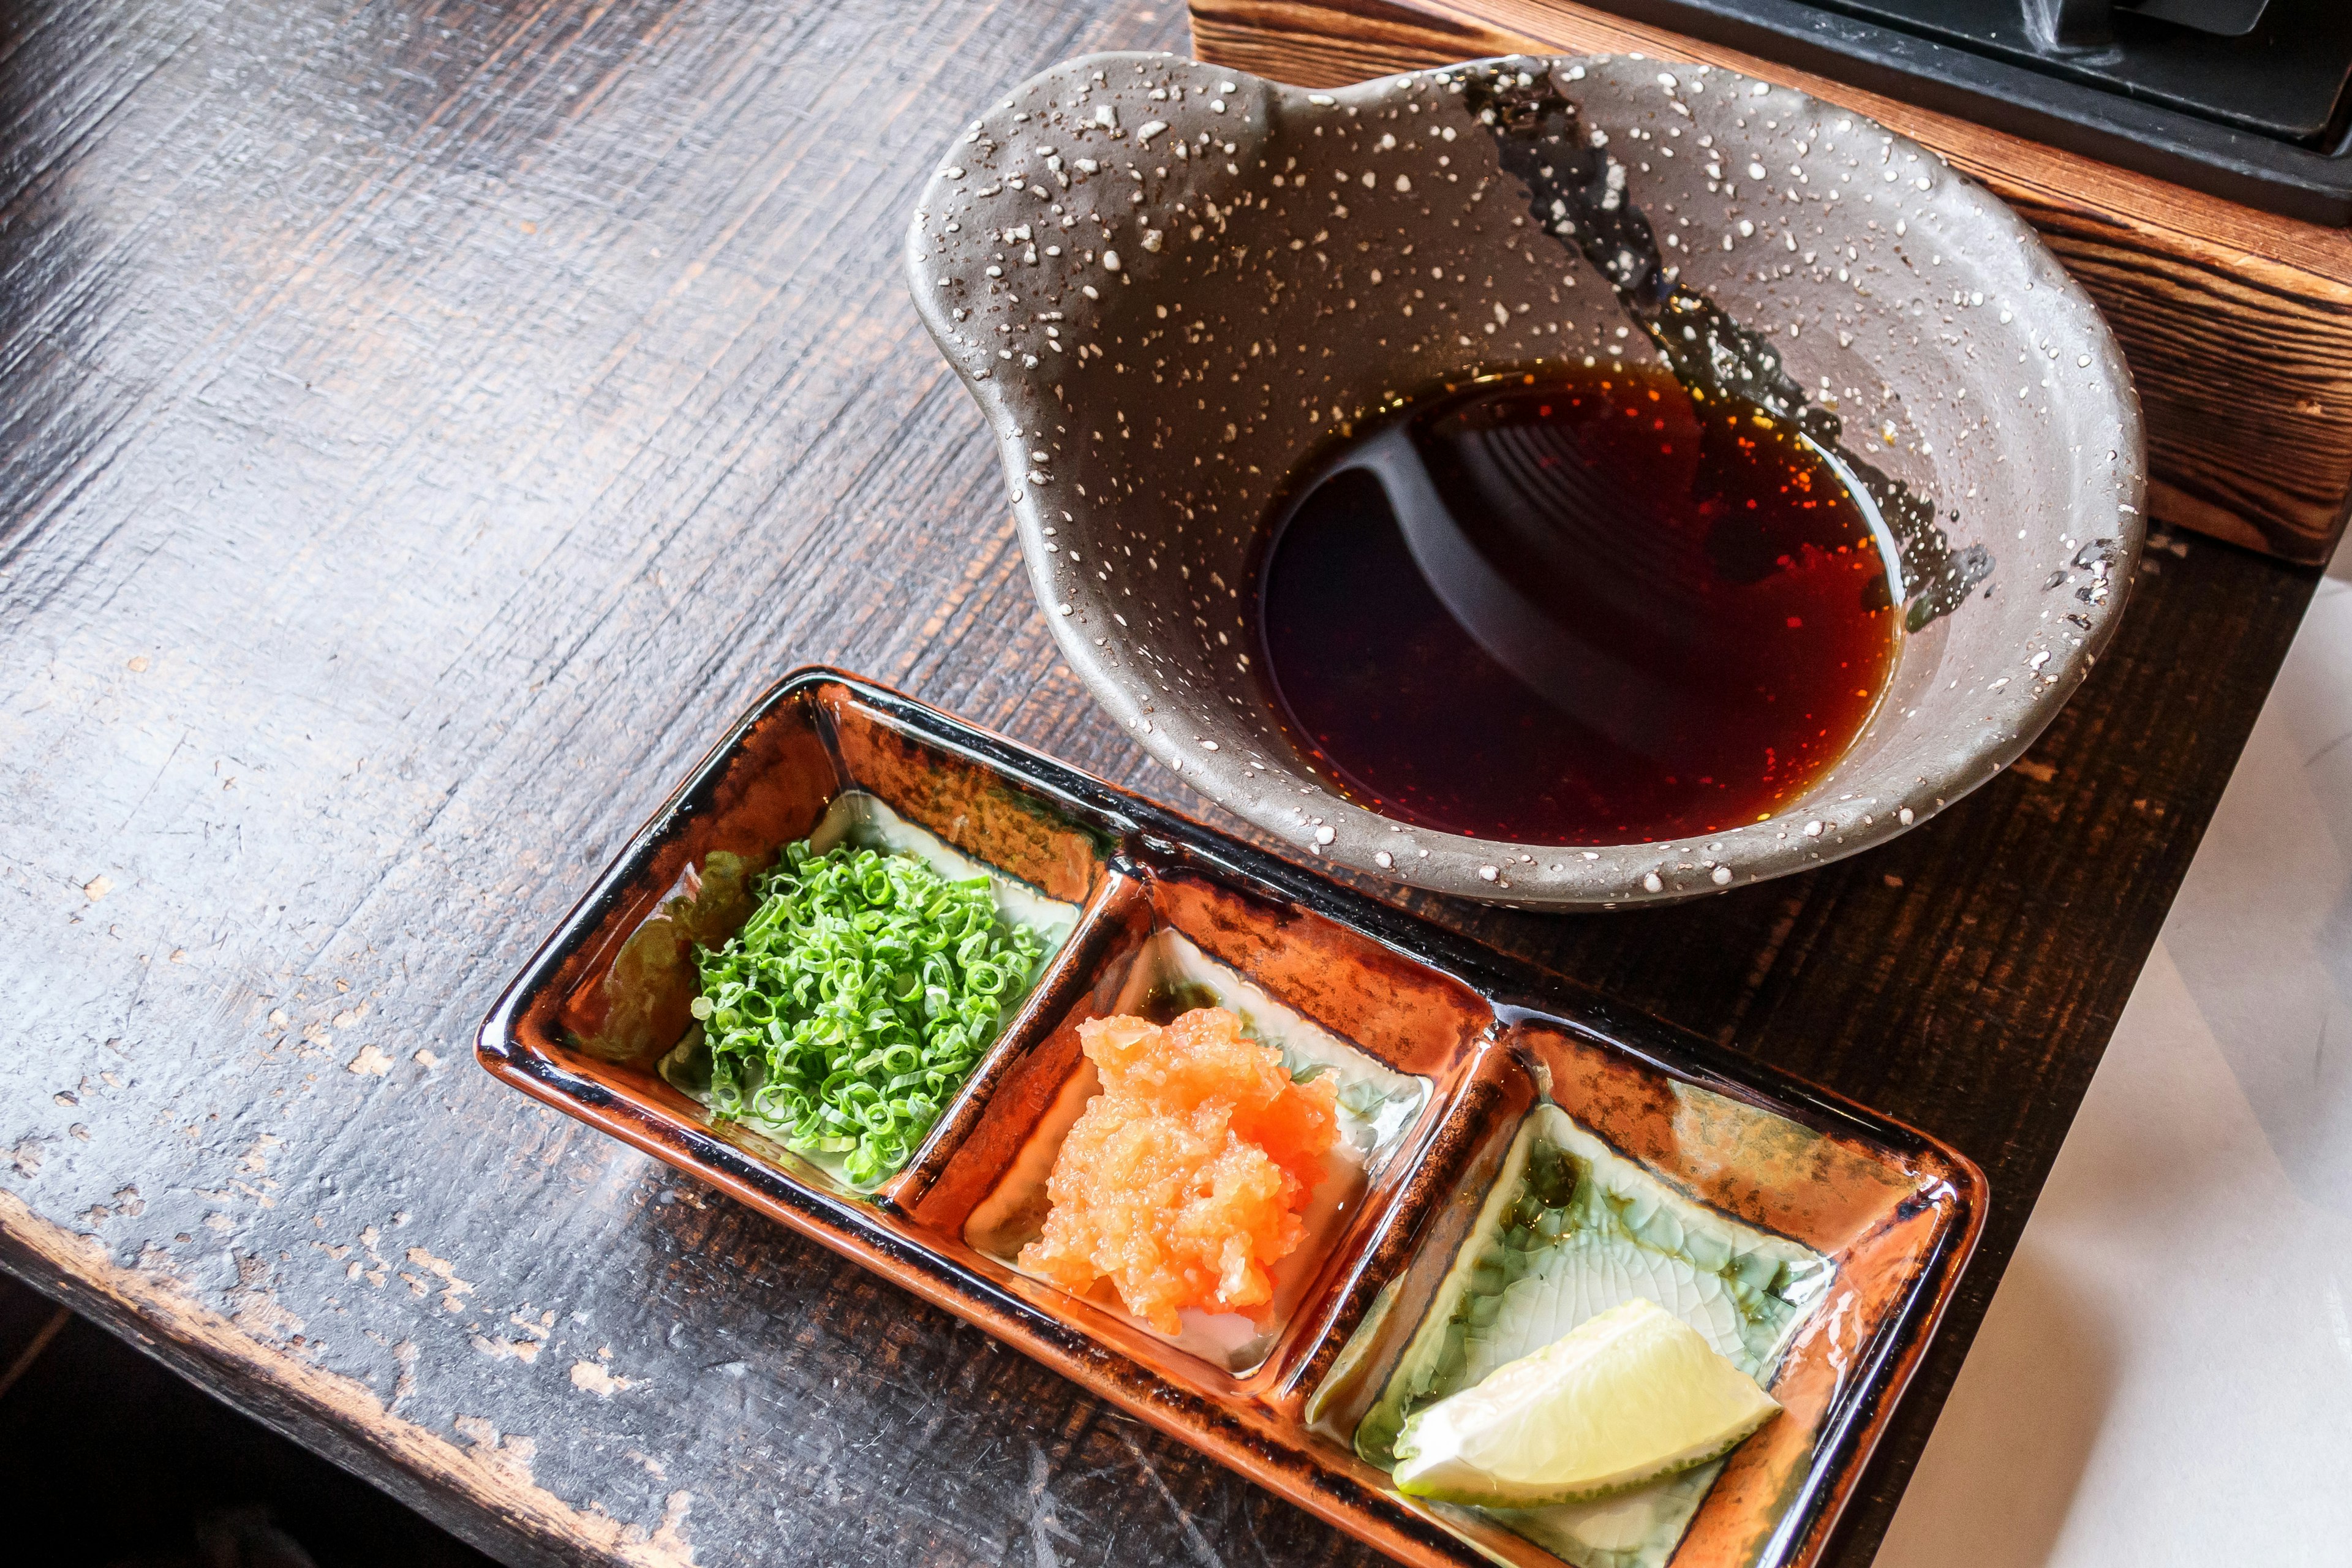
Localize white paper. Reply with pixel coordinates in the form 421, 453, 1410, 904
1880, 570, 2352, 1564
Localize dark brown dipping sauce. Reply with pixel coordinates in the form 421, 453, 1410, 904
1256, 363, 1901, 846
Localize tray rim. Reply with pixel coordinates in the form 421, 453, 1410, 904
475, 664, 1988, 1568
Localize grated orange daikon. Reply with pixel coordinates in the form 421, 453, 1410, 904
1018, 1006, 1340, 1333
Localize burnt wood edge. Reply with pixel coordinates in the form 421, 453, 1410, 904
1185, 0, 2352, 565
476, 664, 1989, 1567
0, 1193, 595, 1568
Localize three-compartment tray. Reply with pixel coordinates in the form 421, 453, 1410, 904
477, 668, 1985, 1568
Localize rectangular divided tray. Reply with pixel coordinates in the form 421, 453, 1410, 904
477, 669, 1986, 1568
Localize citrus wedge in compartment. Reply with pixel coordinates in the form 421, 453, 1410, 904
1393, 1297, 1781, 1507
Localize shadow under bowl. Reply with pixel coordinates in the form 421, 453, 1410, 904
907, 50, 2144, 908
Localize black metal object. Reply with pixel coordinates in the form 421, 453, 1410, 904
1577, 0, 2352, 222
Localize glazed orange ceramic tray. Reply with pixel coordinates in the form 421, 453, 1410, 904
477, 668, 1985, 1568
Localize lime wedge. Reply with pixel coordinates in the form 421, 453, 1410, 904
1390, 1297, 1781, 1507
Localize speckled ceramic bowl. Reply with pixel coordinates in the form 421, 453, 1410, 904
906, 51, 2143, 908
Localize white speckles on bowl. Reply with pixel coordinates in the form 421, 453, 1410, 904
905, 52, 2144, 909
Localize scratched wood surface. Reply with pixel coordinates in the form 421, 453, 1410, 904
0, 2, 2316, 1567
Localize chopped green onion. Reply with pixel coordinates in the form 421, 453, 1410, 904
692, 839, 1048, 1188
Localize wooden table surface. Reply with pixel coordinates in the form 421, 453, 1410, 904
0, 2, 2316, 1565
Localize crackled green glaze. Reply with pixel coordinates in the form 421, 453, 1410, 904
1353, 1104, 1830, 1568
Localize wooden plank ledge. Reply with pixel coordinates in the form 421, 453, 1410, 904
0, 1191, 695, 1568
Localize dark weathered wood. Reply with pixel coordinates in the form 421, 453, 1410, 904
1189, 0, 2352, 565
0, 3, 2315, 1567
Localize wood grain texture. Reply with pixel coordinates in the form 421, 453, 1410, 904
1188, 0, 2352, 564
0, 2, 2316, 1567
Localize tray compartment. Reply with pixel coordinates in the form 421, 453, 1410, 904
1514, 1016, 1985, 1566
908, 854, 1481, 1385
503, 676, 1125, 1208
1303, 1019, 1983, 1568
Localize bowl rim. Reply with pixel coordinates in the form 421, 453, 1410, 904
907, 50, 2147, 910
